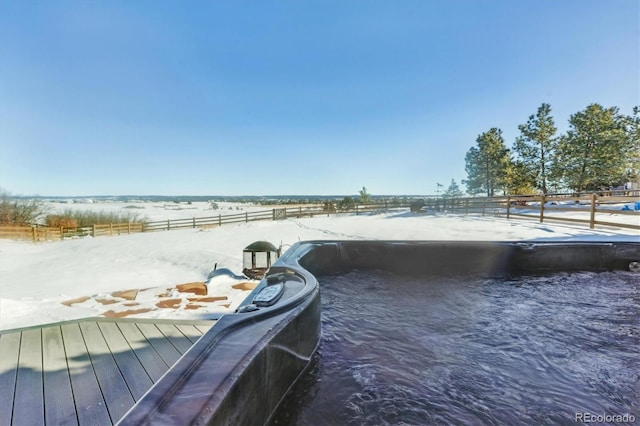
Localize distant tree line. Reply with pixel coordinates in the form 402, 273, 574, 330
463, 103, 640, 195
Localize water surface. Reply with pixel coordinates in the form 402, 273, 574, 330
272, 270, 640, 425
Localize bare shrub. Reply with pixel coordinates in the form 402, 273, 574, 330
0, 190, 47, 225
46, 209, 148, 227
45, 215, 79, 228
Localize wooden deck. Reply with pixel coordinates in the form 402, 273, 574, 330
0, 317, 215, 426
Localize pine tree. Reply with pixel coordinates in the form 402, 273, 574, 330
513, 103, 557, 193
338, 196, 355, 210
464, 128, 510, 196
443, 179, 463, 198
504, 160, 537, 195
552, 104, 630, 192
358, 186, 371, 204
623, 106, 640, 187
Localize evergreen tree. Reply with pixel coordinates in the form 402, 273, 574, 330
358, 186, 372, 204
464, 128, 510, 196
623, 106, 640, 187
443, 179, 463, 198
552, 104, 631, 192
513, 103, 557, 193
504, 159, 537, 195
338, 196, 355, 210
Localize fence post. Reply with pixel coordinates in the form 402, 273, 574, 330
193, 217, 196, 229
482, 198, 486, 217
465, 199, 469, 215
32, 226, 37, 242
272, 209, 276, 221
506, 196, 511, 219
109, 223, 113, 236
167, 219, 170, 230
356, 205, 359, 216
245, 212, 248, 223
219, 214, 222, 226
539, 194, 545, 223
93, 224, 96, 238
299, 206, 302, 217
128, 222, 131, 234
590, 193, 597, 229
60, 226, 64, 240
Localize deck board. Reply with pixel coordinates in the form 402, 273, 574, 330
115, 323, 168, 382
155, 323, 194, 354
98, 322, 153, 400
42, 326, 77, 425
62, 323, 112, 426
79, 321, 136, 422
194, 324, 212, 335
136, 323, 182, 366
0, 333, 22, 426
0, 318, 214, 425
13, 329, 44, 426
175, 323, 205, 344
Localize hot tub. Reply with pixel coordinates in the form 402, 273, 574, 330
118, 241, 639, 425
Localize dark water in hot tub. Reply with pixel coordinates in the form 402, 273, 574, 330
271, 270, 640, 425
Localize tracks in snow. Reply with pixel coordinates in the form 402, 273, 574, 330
292, 220, 367, 240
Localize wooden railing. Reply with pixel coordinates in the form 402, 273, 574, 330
0, 226, 64, 242
0, 204, 377, 242
0, 192, 637, 242
433, 191, 640, 231
0, 222, 147, 242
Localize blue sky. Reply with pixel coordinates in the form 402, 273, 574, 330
1, 1, 638, 196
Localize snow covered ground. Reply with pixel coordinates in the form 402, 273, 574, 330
1, 208, 638, 331
44, 200, 270, 222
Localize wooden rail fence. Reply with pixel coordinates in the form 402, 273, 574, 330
0, 192, 637, 242
431, 192, 640, 231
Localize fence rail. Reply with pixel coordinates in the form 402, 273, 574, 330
434, 192, 640, 231
0, 193, 637, 242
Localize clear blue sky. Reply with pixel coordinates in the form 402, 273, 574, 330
1, 1, 638, 196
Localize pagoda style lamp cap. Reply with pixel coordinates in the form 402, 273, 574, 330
244, 241, 278, 252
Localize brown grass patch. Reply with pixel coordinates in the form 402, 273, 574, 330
123, 302, 139, 307
187, 296, 228, 303
102, 308, 153, 318
156, 298, 182, 309
231, 282, 258, 291
61, 296, 90, 306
